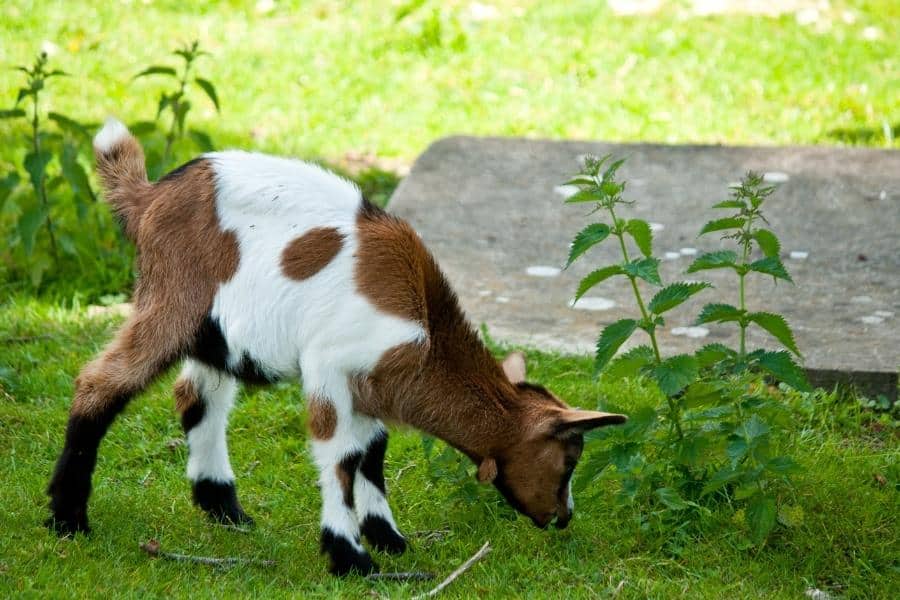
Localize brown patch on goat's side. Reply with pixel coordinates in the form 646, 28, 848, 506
308, 397, 338, 440
281, 227, 344, 281
354, 201, 428, 324
71, 158, 240, 419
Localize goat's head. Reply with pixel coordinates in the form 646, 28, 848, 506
477, 352, 627, 529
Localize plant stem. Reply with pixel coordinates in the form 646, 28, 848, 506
737, 212, 755, 358
607, 203, 682, 440
31, 88, 58, 265
162, 59, 193, 169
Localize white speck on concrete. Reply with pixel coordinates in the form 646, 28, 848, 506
478, 290, 492, 297
526, 265, 562, 277
680, 247, 698, 256
495, 296, 510, 304
879, 190, 887, 201
664, 251, 681, 260
851, 295, 873, 304
873, 310, 893, 318
860, 315, 884, 325
569, 297, 616, 311
763, 171, 790, 183
728, 181, 742, 188
649, 222, 665, 232
554, 185, 578, 199
789, 251, 809, 260
671, 326, 709, 338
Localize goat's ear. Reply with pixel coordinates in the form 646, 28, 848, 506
477, 457, 498, 484
501, 352, 526, 384
552, 409, 627, 440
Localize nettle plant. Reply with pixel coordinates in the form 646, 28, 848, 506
132, 40, 220, 177
0, 52, 127, 289
564, 156, 810, 547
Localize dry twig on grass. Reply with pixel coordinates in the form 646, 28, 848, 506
412, 541, 491, 599
366, 572, 435, 582
139, 539, 275, 569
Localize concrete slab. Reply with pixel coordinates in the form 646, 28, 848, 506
390, 137, 899, 400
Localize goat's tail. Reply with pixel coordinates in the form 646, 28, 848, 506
93, 118, 152, 241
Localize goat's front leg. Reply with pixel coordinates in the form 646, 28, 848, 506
307, 381, 376, 575
353, 415, 406, 554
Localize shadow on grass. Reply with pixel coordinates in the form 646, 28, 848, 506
825, 121, 899, 145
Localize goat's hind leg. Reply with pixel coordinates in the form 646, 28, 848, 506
46, 313, 182, 535
174, 359, 252, 525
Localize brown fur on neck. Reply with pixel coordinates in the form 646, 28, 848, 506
352, 202, 535, 461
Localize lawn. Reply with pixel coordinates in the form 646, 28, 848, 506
1, 0, 898, 598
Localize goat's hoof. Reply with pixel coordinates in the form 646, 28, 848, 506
192, 479, 254, 526
361, 515, 407, 555
45, 513, 90, 537
321, 529, 378, 576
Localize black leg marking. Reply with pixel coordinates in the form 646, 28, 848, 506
192, 479, 254, 526
337, 452, 363, 508
180, 400, 205, 433
320, 528, 377, 576
361, 515, 407, 555
46, 397, 129, 536
359, 431, 387, 493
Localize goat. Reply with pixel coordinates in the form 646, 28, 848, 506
46, 118, 627, 575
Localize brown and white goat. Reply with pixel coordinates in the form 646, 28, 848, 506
46, 118, 627, 575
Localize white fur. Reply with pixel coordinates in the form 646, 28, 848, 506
182, 359, 238, 483
197, 151, 426, 550
93, 117, 130, 153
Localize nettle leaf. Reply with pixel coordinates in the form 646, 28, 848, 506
681, 381, 723, 408
565, 189, 604, 204
48, 112, 91, 140
748, 256, 793, 283
746, 312, 801, 356
655, 487, 692, 510
129, 120, 158, 136
753, 229, 781, 258
651, 354, 698, 396
712, 199, 746, 210
574, 265, 624, 302
188, 129, 214, 152
686, 250, 738, 273
604, 345, 655, 381
0, 108, 26, 120
174, 100, 192, 132
648, 282, 711, 315
699, 216, 745, 236
746, 494, 777, 545
695, 343, 736, 367
157, 93, 173, 118
194, 77, 220, 111
595, 319, 638, 374
60, 144, 96, 205
623, 257, 661, 286
563, 175, 595, 186
24, 151, 51, 191
765, 456, 801, 474
18, 205, 49, 255
701, 466, 741, 496
624, 219, 652, 257
0, 171, 20, 210
134, 65, 178, 79
738, 414, 770, 442
696, 303, 743, 324
755, 351, 810, 392
566, 223, 611, 267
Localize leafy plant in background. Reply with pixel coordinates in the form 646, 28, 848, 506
564, 156, 810, 548
1, 51, 127, 290
132, 40, 219, 177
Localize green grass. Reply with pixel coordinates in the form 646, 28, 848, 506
0, 297, 897, 598
1, 1, 898, 597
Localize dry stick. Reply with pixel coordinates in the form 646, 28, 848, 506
412, 541, 492, 599
366, 572, 435, 582
139, 540, 275, 569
